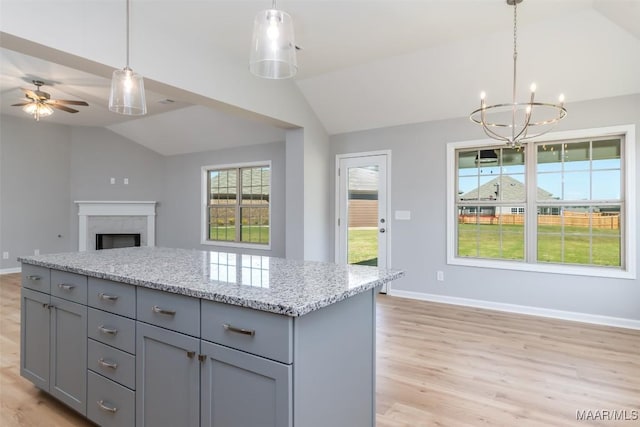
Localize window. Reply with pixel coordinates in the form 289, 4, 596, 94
447, 125, 636, 279
201, 162, 271, 248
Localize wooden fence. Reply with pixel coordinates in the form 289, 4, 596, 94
459, 212, 619, 229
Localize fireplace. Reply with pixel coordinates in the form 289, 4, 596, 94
96, 233, 141, 250
75, 201, 156, 251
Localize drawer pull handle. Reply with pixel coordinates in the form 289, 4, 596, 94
57, 283, 75, 291
186, 351, 196, 359
98, 325, 118, 336
223, 323, 256, 337
97, 400, 118, 413
27, 275, 41, 281
99, 293, 119, 301
152, 305, 176, 316
98, 358, 118, 370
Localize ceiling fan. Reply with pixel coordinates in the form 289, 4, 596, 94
11, 80, 89, 121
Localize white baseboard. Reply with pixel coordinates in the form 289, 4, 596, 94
389, 289, 640, 331
0, 267, 21, 275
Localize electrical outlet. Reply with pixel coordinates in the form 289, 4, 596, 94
124, 178, 129, 185
34, 249, 40, 256
110, 177, 116, 184
436, 271, 444, 281
2, 252, 8, 260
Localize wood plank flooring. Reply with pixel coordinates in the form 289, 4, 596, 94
1, 272, 639, 426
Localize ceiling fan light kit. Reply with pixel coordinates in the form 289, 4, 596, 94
11, 80, 89, 121
250, 0, 298, 79
109, 0, 147, 115
469, 0, 566, 148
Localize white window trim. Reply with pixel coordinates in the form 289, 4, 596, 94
446, 125, 636, 279
201, 160, 272, 250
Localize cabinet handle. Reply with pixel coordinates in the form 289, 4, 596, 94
57, 283, 75, 291
223, 323, 256, 337
42, 303, 55, 309
186, 351, 196, 359
27, 275, 41, 281
97, 400, 118, 413
98, 325, 118, 336
99, 292, 119, 301
98, 358, 118, 370
198, 354, 206, 362
152, 305, 176, 316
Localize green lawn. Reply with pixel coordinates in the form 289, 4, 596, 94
348, 228, 378, 265
458, 224, 620, 266
209, 225, 269, 244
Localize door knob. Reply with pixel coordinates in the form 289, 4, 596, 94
379, 228, 386, 233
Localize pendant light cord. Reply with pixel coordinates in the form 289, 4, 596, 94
126, 0, 130, 69
511, 1, 518, 144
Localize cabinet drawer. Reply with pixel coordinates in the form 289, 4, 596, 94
51, 270, 87, 304
201, 301, 292, 364
87, 371, 135, 427
88, 278, 136, 318
137, 287, 200, 337
22, 264, 50, 293
88, 339, 135, 390
88, 308, 136, 354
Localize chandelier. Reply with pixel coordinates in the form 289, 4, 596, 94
470, 0, 566, 147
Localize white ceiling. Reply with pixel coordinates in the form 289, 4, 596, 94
1, 0, 639, 154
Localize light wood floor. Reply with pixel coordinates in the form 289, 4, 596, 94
1, 273, 639, 426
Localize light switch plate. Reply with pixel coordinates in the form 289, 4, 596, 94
395, 210, 411, 220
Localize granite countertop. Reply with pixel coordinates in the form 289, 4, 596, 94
18, 247, 404, 317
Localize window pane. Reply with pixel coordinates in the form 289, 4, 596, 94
500, 174, 525, 202
240, 207, 269, 244
563, 141, 590, 171
456, 207, 524, 261
209, 207, 235, 241
592, 236, 621, 267
592, 170, 621, 200
458, 176, 479, 201
592, 139, 621, 170
563, 171, 590, 200
537, 144, 562, 172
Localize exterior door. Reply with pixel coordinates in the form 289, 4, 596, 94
336, 152, 390, 292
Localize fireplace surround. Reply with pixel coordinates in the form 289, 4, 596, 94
75, 201, 156, 251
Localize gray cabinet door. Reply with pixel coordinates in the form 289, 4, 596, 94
49, 296, 87, 415
136, 322, 200, 427
20, 288, 50, 390
200, 340, 292, 427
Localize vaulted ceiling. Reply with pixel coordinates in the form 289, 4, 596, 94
1, 0, 639, 155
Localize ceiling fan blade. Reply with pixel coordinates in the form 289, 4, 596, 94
20, 88, 41, 100
49, 99, 89, 106
50, 104, 79, 113
11, 102, 30, 106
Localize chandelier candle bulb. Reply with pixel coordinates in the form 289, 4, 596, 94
530, 83, 536, 93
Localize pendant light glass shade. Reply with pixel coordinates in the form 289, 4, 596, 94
109, 67, 147, 115
109, 0, 147, 115
250, 9, 297, 79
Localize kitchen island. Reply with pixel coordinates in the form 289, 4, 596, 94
19, 247, 404, 427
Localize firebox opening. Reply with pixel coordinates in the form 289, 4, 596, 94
96, 233, 141, 250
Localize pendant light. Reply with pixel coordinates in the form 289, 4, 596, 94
109, 0, 147, 115
469, 0, 566, 147
249, 0, 298, 79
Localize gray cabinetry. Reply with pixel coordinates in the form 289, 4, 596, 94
49, 296, 87, 415
136, 322, 200, 427
20, 288, 50, 390
20, 282, 87, 416
200, 340, 292, 427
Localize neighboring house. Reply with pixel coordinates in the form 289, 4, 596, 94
458, 175, 556, 216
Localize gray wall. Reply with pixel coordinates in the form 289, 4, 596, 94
160, 141, 286, 257
69, 127, 166, 250
0, 115, 72, 269
330, 94, 640, 321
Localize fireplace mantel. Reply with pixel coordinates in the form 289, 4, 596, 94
75, 201, 156, 251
